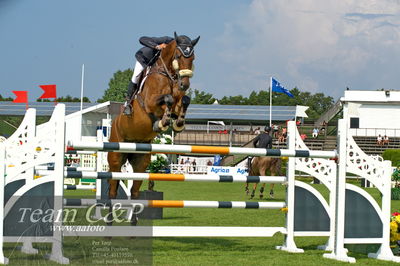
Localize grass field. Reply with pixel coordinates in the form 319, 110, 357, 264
3, 178, 400, 265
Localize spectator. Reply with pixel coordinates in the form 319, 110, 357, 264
278, 127, 287, 143
312, 127, 319, 138
192, 159, 197, 171
254, 127, 261, 135
300, 134, 307, 141
272, 124, 279, 138
207, 159, 213, 166
377, 134, 383, 146
383, 135, 389, 145
185, 158, 191, 173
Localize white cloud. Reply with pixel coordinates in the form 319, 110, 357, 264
216, 0, 400, 98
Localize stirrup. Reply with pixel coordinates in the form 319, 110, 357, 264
123, 102, 132, 115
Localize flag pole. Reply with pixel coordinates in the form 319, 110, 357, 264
80, 64, 85, 141
269, 77, 272, 127
80, 64, 85, 112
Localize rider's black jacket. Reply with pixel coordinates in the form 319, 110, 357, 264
135, 36, 174, 67
252, 132, 273, 149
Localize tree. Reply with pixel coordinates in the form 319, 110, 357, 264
36, 96, 90, 102
190, 89, 216, 104
98, 69, 133, 102
0, 94, 13, 101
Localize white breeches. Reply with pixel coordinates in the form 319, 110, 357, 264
131, 61, 144, 84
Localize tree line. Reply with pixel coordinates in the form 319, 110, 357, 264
1, 68, 335, 119
98, 69, 334, 119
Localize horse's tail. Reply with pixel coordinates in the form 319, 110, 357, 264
272, 158, 283, 176
248, 157, 255, 176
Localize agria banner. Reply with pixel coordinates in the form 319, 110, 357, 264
207, 166, 248, 175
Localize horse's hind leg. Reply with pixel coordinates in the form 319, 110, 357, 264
259, 183, 266, 199
107, 151, 127, 225
129, 154, 151, 225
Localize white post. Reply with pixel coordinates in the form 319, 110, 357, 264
0, 143, 9, 264
368, 159, 400, 261
323, 119, 355, 263
276, 121, 303, 253
44, 104, 69, 264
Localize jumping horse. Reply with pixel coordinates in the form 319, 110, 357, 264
107, 32, 200, 224
245, 156, 282, 199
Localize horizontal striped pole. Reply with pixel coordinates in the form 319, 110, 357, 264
36, 166, 96, 172
64, 185, 96, 190
69, 142, 337, 158
65, 150, 96, 155
63, 199, 286, 209
64, 172, 287, 183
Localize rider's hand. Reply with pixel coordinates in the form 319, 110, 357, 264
155, 43, 167, 50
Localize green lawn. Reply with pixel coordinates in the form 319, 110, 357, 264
3, 178, 400, 265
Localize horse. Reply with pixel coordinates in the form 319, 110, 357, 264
107, 32, 200, 224
245, 156, 282, 199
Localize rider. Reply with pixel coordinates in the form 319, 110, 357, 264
251, 126, 275, 198
252, 126, 273, 149
123, 36, 174, 115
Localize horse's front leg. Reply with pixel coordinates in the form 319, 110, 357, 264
172, 95, 190, 132
153, 94, 174, 132
129, 154, 151, 225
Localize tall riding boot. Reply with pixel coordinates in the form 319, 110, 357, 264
123, 81, 137, 115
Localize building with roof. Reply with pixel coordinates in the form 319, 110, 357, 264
0, 101, 309, 142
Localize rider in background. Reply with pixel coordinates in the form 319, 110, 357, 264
252, 126, 275, 198
123, 36, 174, 115
253, 126, 273, 149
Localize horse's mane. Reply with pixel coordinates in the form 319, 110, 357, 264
159, 40, 177, 65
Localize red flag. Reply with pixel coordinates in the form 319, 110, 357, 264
12, 91, 28, 103
39, 84, 57, 99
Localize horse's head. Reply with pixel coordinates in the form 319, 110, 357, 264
171, 32, 200, 91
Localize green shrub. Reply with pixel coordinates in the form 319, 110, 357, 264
392, 187, 400, 200
382, 150, 400, 167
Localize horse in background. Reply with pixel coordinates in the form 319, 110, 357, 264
245, 156, 282, 199
107, 32, 199, 224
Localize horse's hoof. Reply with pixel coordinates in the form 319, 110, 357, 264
154, 120, 169, 132
131, 217, 138, 226
260, 194, 264, 199
172, 121, 185, 132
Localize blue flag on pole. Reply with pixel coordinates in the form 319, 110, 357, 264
271, 77, 294, 98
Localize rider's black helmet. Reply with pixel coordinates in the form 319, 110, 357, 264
264, 126, 271, 132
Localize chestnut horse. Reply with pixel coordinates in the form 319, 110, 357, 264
107, 33, 199, 223
245, 156, 282, 199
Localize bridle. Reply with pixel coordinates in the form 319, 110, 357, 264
157, 44, 194, 91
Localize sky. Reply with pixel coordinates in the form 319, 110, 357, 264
1, 0, 400, 102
